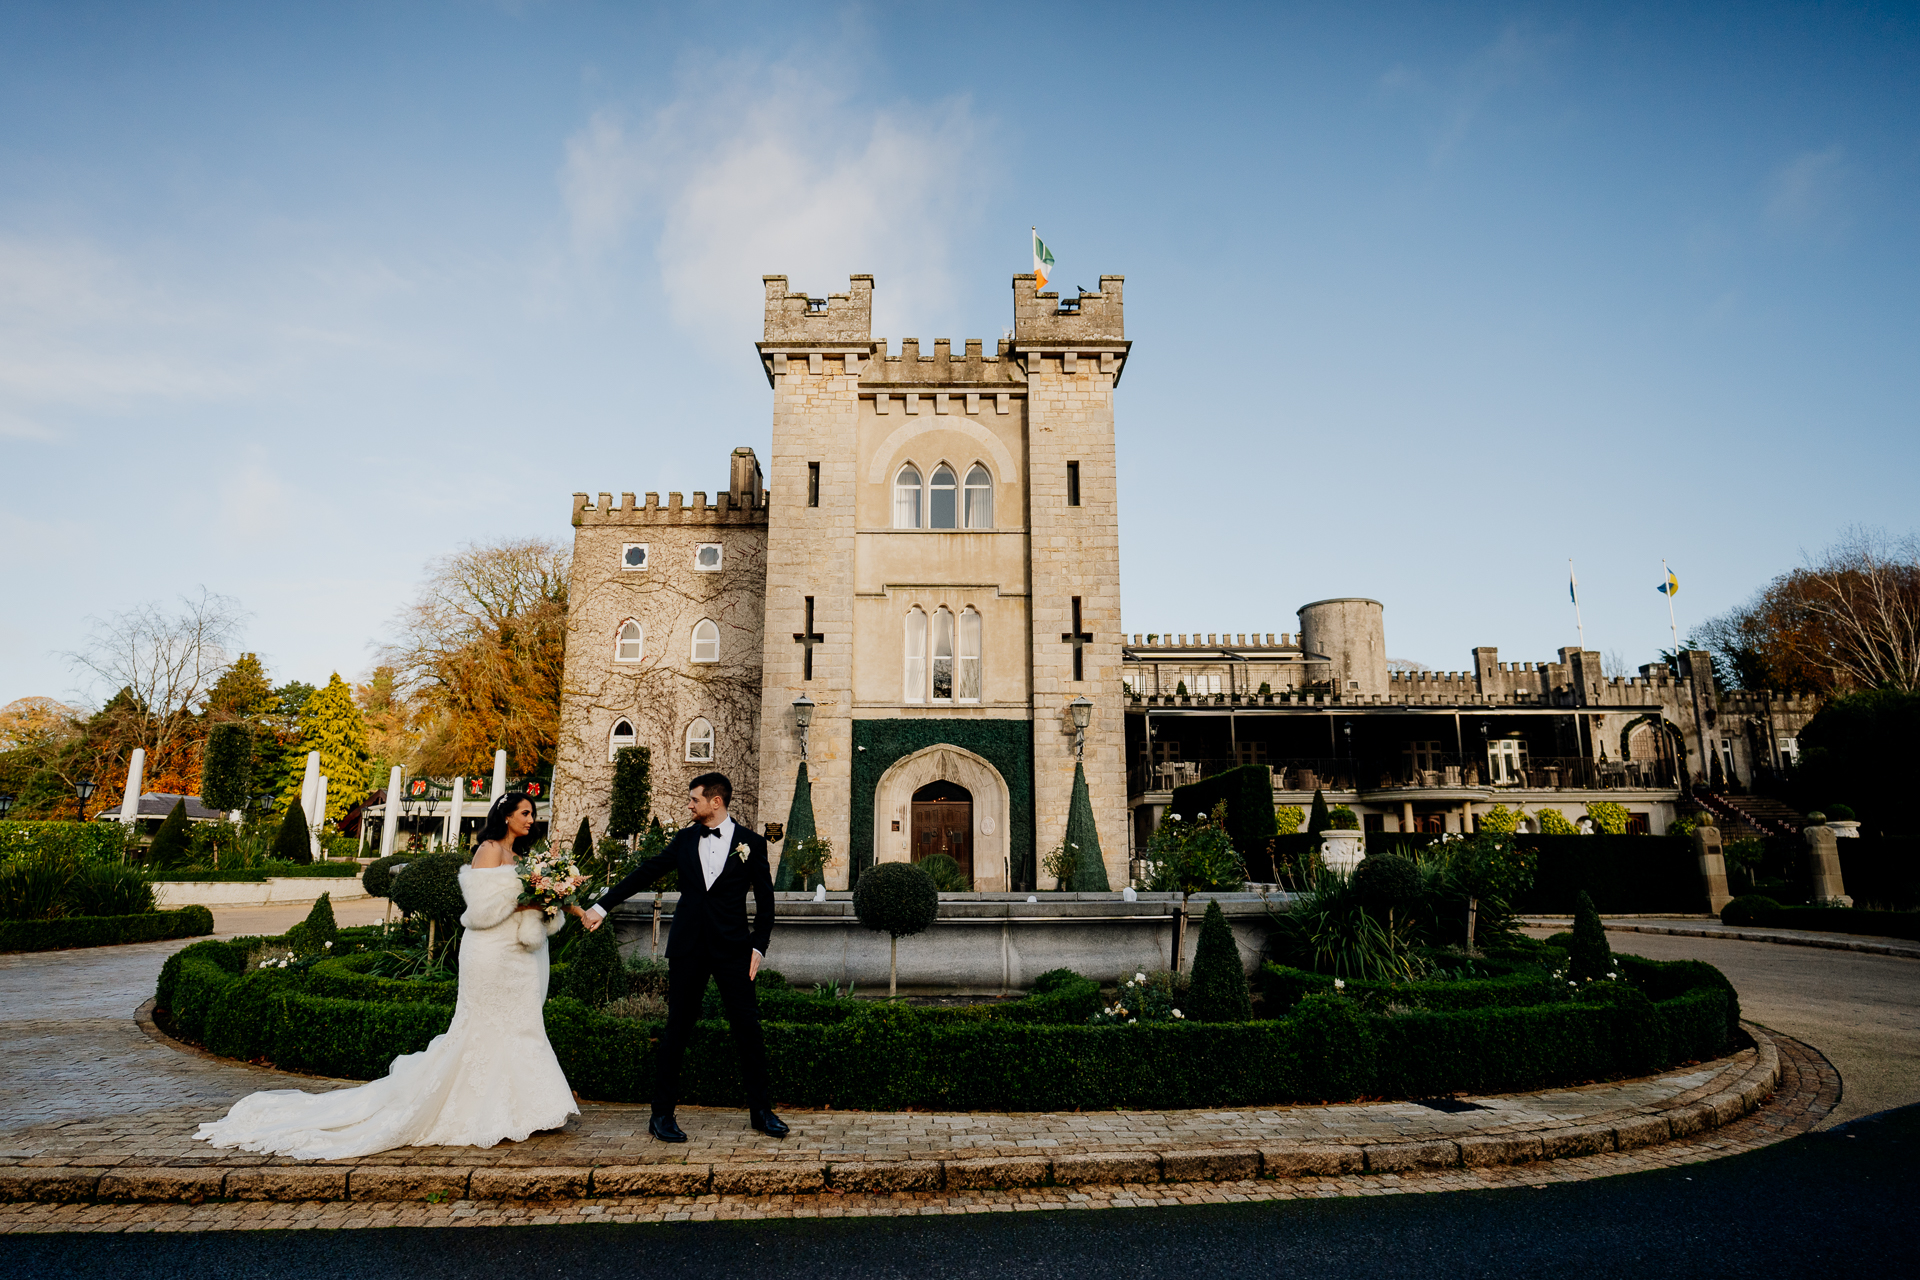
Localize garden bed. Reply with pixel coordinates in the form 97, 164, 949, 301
1, 905, 214, 953
155, 935, 1742, 1111
148, 864, 364, 882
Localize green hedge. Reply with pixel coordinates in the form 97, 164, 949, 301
1753, 906, 1920, 943
0, 821, 130, 864
1835, 837, 1920, 911
1171, 765, 1279, 877
1511, 835, 1702, 915
158, 940, 1738, 1109
0, 905, 213, 953
148, 864, 363, 882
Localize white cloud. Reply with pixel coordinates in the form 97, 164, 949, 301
559, 59, 990, 347
1766, 146, 1847, 233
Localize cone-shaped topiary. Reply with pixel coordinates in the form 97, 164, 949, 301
1306, 788, 1331, 836
146, 799, 193, 869
302, 892, 338, 950
274, 797, 312, 865
774, 761, 818, 890
563, 909, 624, 1007
1187, 898, 1251, 1022
852, 859, 939, 997
1064, 762, 1111, 891
200, 722, 253, 815
1569, 889, 1613, 982
571, 816, 593, 858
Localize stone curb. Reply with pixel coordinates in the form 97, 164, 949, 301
1526, 919, 1920, 961
0, 1028, 1785, 1207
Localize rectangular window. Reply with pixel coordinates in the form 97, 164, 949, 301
904, 609, 926, 703
807, 462, 820, 508
932, 610, 954, 702
958, 610, 981, 702
1066, 461, 1081, 506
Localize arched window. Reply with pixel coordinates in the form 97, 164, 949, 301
931, 607, 955, 701
893, 464, 922, 529
958, 608, 982, 702
690, 618, 720, 664
614, 620, 644, 663
928, 465, 958, 529
609, 718, 636, 762
903, 608, 927, 704
684, 718, 715, 763
964, 464, 993, 528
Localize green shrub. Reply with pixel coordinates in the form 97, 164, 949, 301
1186, 899, 1251, 1022
852, 860, 938, 995
274, 798, 312, 865
1569, 890, 1612, 982
1289, 994, 1378, 1101
1721, 894, 1782, 927
1169, 764, 1279, 866
1328, 805, 1359, 831
146, 801, 193, 870
561, 911, 623, 1007
66, 862, 155, 917
1537, 809, 1579, 835
1271, 865, 1422, 981
1585, 801, 1629, 836
0, 850, 75, 920
147, 863, 361, 882
608, 746, 652, 841
0, 905, 211, 953
1089, 971, 1186, 1025
1306, 788, 1331, 836
1763, 906, 1920, 943
201, 723, 253, 814
1029, 967, 1083, 995
0, 821, 130, 865
1351, 854, 1421, 910
389, 852, 466, 927
1141, 804, 1245, 896
361, 854, 405, 898
1273, 805, 1303, 836
918, 852, 968, 892
287, 892, 340, 957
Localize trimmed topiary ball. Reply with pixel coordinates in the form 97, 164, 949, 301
1350, 853, 1421, 910
361, 854, 405, 899
390, 852, 467, 927
1721, 894, 1782, 927
1187, 898, 1251, 1022
853, 861, 940, 939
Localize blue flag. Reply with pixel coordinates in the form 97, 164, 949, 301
1658, 570, 1679, 597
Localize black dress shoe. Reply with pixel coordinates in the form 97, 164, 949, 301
649, 1114, 688, 1143
749, 1109, 789, 1138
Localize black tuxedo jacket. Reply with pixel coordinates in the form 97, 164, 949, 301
598, 822, 775, 958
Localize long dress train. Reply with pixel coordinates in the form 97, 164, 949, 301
194, 864, 579, 1160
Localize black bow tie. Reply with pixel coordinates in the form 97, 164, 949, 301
702, 829, 725, 841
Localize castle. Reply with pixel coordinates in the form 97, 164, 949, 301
552, 271, 1821, 887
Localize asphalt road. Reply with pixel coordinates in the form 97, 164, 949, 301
3, 1104, 1913, 1278
1528, 925, 1920, 1129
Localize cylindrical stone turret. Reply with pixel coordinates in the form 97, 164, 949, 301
1297, 598, 1388, 696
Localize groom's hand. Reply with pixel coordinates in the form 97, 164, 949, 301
749, 949, 762, 980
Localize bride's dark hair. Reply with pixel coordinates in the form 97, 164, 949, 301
476, 791, 538, 855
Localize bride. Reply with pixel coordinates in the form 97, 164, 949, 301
195, 792, 590, 1160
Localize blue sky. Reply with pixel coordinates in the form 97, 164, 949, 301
3, 1, 1916, 708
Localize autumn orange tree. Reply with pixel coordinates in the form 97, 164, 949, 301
379, 537, 570, 777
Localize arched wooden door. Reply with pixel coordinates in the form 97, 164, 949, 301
910, 779, 972, 883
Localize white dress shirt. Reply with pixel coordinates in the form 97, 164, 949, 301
696, 817, 736, 889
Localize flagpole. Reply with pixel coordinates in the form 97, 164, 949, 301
1663, 558, 1678, 654
1570, 558, 1585, 650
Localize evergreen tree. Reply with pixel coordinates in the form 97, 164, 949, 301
1064, 762, 1110, 891
571, 816, 593, 858
1569, 890, 1613, 982
1306, 788, 1331, 836
280, 674, 370, 824
1187, 898, 1251, 1022
608, 746, 652, 842
275, 796, 313, 865
206, 653, 274, 721
774, 761, 817, 890
200, 722, 253, 814
146, 799, 193, 869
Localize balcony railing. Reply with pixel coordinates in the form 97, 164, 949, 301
1129, 754, 1677, 797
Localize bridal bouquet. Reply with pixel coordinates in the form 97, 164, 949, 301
516, 849, 587, 919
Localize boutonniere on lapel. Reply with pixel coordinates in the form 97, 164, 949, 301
734, 842, 751, 863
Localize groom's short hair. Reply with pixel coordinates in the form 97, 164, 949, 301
689, 772, 732, 806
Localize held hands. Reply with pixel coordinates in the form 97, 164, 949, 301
577, 906, 602, 932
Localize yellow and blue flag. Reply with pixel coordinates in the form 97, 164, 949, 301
1658, 570, 1679, 597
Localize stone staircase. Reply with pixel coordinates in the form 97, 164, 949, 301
1685, 793, 1808, 841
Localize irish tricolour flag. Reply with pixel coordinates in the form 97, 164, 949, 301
1032, 229, 1055, 291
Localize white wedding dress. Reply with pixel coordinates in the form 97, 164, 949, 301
195, 864, 579, 1160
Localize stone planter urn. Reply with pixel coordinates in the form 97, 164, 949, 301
1826, 821, 1861, 838
1319, 830, 1365, 877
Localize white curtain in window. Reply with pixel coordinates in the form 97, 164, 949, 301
691, 619, 720, 663
685, 718, 715, 762
903, 608, 927, 703
928, 465, 957, 529
958, 608, 982, 702
931, 608, 954, 701
893, 465, 922, 529
609, 718, 636, 761
615, 621, 643, 662
964, 465, 993, 528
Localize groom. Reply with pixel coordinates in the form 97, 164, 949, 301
581, 772, 787, 1142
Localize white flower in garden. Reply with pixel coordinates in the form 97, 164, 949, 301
1173, 1009, 1184, 1019
1129, 1018, 1138, 1025
1135, 972, 1146, 983
324, 941, 333, 950
1333, 979, 1345, 990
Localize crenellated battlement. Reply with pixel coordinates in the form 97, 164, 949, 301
571, 489, 770, 528
1012, 274, 1126, 345
1123, 632, 1302, 651
861, 337, 1028, 389
762, 274, 873, 344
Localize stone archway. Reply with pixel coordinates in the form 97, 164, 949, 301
873, 744, 1013, 892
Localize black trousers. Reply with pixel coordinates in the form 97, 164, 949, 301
654, 940, 769, 1116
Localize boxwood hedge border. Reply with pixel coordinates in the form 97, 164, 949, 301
1, 905, 214, 953
156, 940, 1742, 1111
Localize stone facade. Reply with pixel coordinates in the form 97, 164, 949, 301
556, 271, 1133, 891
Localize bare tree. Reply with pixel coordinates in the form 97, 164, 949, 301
1796, 527, 1920, 694
1602, 649, 1632, 679
380, 537, 571, 776
63, 589, 245, 796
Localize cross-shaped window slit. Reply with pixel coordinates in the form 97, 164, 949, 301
1062, 597, 1092, 682
793, 596, 824, 681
